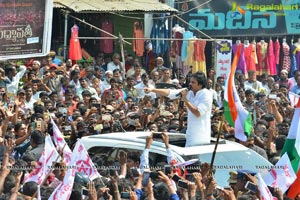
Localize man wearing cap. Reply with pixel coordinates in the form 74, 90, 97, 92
236, 170, 258, 198
101, 70, 113, 92
244, 70, 263, 94
277, 69, 293, 90
227, 171, 238, 196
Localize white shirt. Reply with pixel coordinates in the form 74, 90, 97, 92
5, 65, 26, 94
208, 88, 218, 101
24, 98, 37, 110
244, 80, 263, 94
134, 82, 156, 100
168, 88, 213, 146
107, 62, 120, 72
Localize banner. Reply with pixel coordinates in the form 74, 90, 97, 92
0, 0, 53, 60
215, 40, 232, 80
178, 0, 300, 36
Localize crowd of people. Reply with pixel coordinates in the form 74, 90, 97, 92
0, 50, 299, 200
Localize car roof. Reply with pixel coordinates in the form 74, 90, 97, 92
81, 132, 273, 186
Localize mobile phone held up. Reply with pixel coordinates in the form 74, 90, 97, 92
152, 132, 163, 139
120, 192, 130, 199
177, 180, 188, 189
82, 188, 89, 196
142, 171, 150, 187
245, 181, 258, 193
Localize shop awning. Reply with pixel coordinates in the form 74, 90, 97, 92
54, 0, 178, 13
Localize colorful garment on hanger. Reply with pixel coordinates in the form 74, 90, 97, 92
290, 44, 297, 75
193, 39, 206, 74
184, 39, 196, 71
232, 44, 246, 74
173, 31, 183, 73
69, 25, 82, 61
244, 44, 256, 72
256, 41, 269, 75
267, 39, 277, 76
282, 42, 291, 72
150, 19, 168, 56
133, 21, 144, 57
181, 31, 193, 62
294, 43, 300, 70
100, 20, 114, 54
274, 39, 280, 65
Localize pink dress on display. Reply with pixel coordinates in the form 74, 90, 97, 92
267, 39, 277, 76
256, 41, 268, 75
282, 42, 291, 71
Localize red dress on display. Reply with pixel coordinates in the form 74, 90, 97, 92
244, 44, 256, 72
69, 25, 82, 61
274, 39, 280, 66
100, 20, 114, 54
133, 21, 144, 57
256, 41, 268, 75
267, 39, 277, 76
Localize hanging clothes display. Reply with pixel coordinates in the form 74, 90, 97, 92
282, 39, 291, 72
193, 39, 206, 74
267, 38, 277, 76
294, 40, 300, 70
69, 24, 82, 61
171, 25, 184, 73
184, 39, 196, 71
150, 16, 168, 56
244, 41, 256, 72
181, 31, 193, 75
232, 42, 246, 74
256, 40, 268, 75
274, 39, 280, 75
133, 21, 144, 57
100, 19, 114, 54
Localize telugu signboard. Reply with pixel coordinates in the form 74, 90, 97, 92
215, 40, 232, 80
178, 0, 300, 36
0, 0, 53, 60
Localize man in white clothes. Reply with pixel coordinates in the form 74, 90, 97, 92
145, 71, 212, 147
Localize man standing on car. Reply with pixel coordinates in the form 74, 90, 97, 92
145, 71, 212, 147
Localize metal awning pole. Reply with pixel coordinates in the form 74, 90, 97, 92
63, 11, 69, 61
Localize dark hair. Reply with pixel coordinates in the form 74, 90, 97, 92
153, 182, 170, 200
256, 120, 269, 129
22, 181, 38, 196
245, 89, 255, 96
191, 71, 207, 88
31, 130, 45, 145
3, 175, 16, 194
127, 151, 140, 163
279, 84, 288, 89
14, 122, 24, 132
34, 104, 45, 114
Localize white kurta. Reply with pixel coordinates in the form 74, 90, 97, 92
168, 88, 212, 147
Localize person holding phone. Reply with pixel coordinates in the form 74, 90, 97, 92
145, 71, 212, 147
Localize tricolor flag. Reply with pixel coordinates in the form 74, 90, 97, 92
281, 106, 300, 198
224, 44, 252, 141
263, 153, 296, 193
23, 135, 60, 185
51, 118, 72, 164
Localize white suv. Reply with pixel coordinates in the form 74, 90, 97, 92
81, 132, 272, 186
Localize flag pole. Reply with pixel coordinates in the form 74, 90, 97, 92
209, 115, 225, 176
